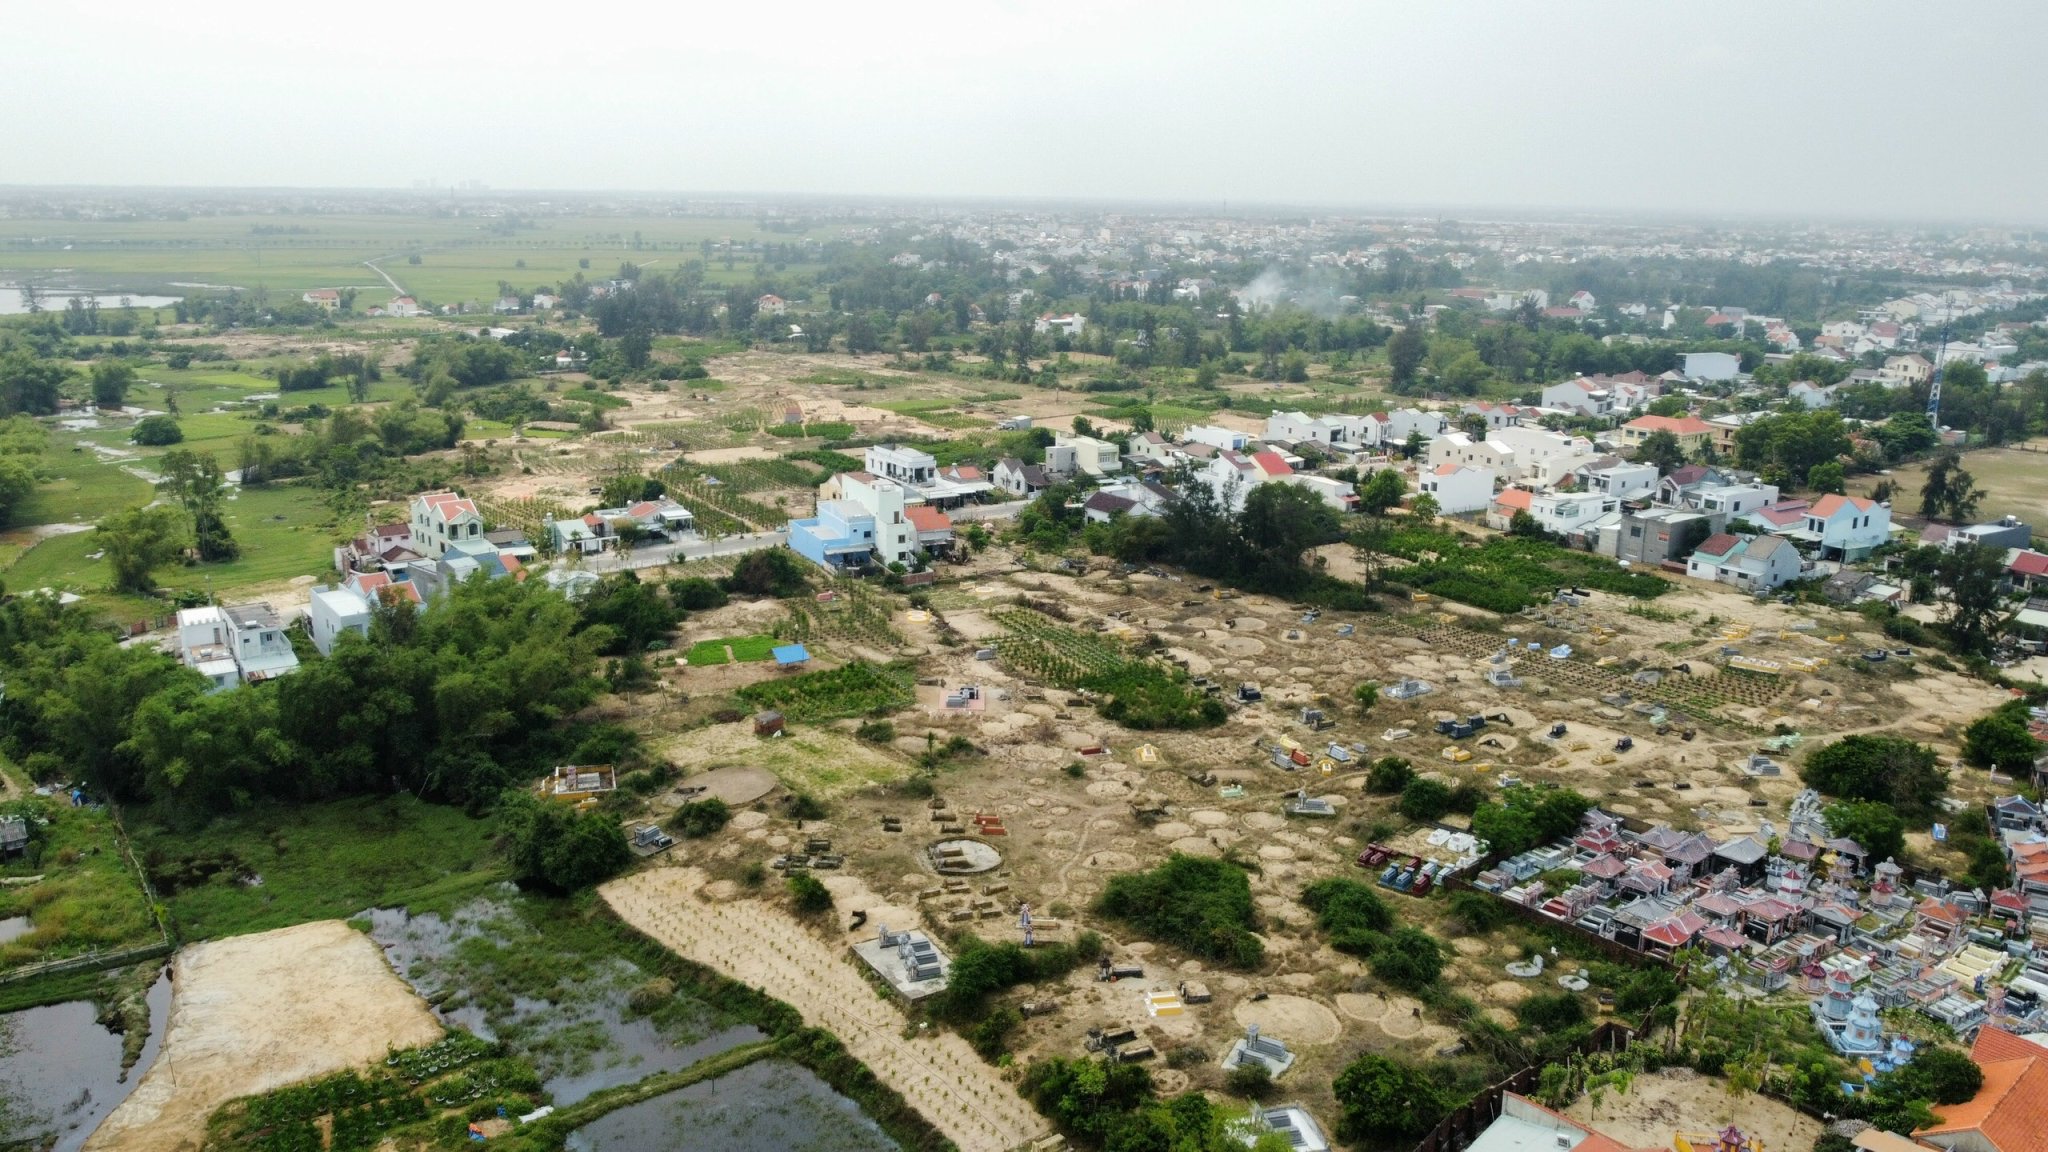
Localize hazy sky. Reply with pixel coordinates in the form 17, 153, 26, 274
6, 0, 2045, 223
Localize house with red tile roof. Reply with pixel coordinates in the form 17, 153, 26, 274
1620, 413, 1715, 453
411, 491, 485, 559
1486, 486, 1534, 530
1917, 1027, 2048, 1152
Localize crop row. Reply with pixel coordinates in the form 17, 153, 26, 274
736, 660, 915, 720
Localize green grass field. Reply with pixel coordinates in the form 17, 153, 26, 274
0, 213, 846, 307
0, 794, 163, 970
131, 795, 506, 941
684, 634, 779, 666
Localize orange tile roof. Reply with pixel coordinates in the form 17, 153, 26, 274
1918, 1029, 2048, 1151
1625, 414, 1714, 436
905, 506, 951, 533
1494, 488, 1534, 510
1809, 493, 1876, 518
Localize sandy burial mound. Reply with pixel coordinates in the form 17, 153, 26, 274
87, 920, 441, 1152
1563, 1069, 1822, 1151
604, 868, 1047, 1152
1230, 994, 1341, 1046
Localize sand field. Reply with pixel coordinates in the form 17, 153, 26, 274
86, 920, 441, 1152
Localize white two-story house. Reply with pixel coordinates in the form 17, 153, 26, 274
411, 491, 486, 560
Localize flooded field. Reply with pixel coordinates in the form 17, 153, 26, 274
366, 895, 764, 1107
564, 1059, 898, 1152
0, 969, 169, 1152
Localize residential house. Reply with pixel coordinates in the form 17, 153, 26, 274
386, 295, 425, 318
756, 294, 787, 316
1574, 459, 1659, 501
905, 505, 955, 556
1682, 351, 1741, 381
308, 570, 425, 654
1181, 424, 1250, 452
1033, 313, 1085, 338
788, 473, 917, 572
549, 515, 608, 555
1568, 290, 1597, 311
1792, 494, 1891, 561
492, 296, 522, 315
531, 293, 557, 311
1615, 507, 1717, 567
1126, 431, 1180, 466
1541, 376, 1617, 417
1687, 533, 1803, 590
1373, 407, 1448, 448
1285, 473, 1361, 513
1264, 410, 1376, 448
993, 457, 1050, 498
1418, 463, 1493, 515
334, 519, 418, 574
2006, 549, 2048, 592
1690, 481, 1782, 518
1886, 353, 1934, 387
1460, 401, 1526, 431
865, 443, 938, 487
1619, 414, 1715, 455
1948, 517, 2035, 553
1427, 431, 1515, 474
411, 491, 486, 559
1205, 449, 1294, 512
1050, 432, 1123, 478
1491, 425, 1600, 485
1916, 1026, 2048, 1152
1487, 486, 1534, 530
1528, 491, 1621, 542
1788, 380, 1839, 409
174, 603, 301, 691
303, 289, 341, 310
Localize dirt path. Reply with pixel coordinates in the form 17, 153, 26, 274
86, 921, 442, 1152
602, 867, 1048, 1152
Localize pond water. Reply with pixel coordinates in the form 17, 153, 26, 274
365, 897, 764, 1108
0, 967, 171, 1152
0, 915, 32, 945
563, 1059, 899, 1152
0, 287, 181, 315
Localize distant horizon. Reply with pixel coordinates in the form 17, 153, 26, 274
7, 1, 2045, 227
1, 184, 2041, 234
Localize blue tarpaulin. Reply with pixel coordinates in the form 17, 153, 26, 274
772, 643, 811, 666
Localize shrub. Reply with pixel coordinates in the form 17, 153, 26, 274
1332, 1054, 1450, 1144
1094, 855, 1262, 968
1800, 734, 1947, 817
969, 1006, 1022, 1058
1886, 1045, 1983, 1106
1225, 1062, 1273, 1099
1367, 926, 1445, 992
1448, 890, 1507, 932
1398, 777, 1454, 821
666, 576, 729, 611
853, 719, 896, 744
132, 414, 183, 445
1515, 991, 1586, 1033
787, 873, 833, 915
739, 861, 766, 888
1366, 756, 1414, 795
783, 792, 827, 821
669, 798, 731, 838
1469, 787, 1592, 857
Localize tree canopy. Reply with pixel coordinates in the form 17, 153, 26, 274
1800, 735, 1947, 817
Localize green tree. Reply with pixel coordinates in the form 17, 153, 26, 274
1824, 799, 1905, 863
1356, 468, 1408, 518
131, 414, 183, 445
499, 790, 631, 892
1399, 778, 1454, 820
1353, 681, 1379, 714
1799, 734, 1947, 815
96, 504, 190, 593
0, 348, 69, 416
1805, 460, 1846, 495
1410, 492, 1440, 521
1369, 926, 1446, 992
91, 362, 137, 409
1886, 1045, 1984, 1106
1331, 1054, 1450, 1145
1507, 509, 1547, 538
1637, 429, 1688, 476
1963, 705, 2043, 773
1918, 452, 1981, 522
1936, 543, 2007, 655
1366, 756, 1414, 794
1386, 327, 1426, 392
157, 449, 238, 562
787, 872, 833, 915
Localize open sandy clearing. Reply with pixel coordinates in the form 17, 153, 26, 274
86, 920, 441, 1152
1561, 1069, 1822, 1151
603, 867, 1047, 1152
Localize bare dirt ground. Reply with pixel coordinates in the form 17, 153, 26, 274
1562, 1069, 1822, 1150
602, 867, 1048, 1152
86, 921, 441, 1152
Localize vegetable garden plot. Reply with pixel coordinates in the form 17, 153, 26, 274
735, 661, 915, 721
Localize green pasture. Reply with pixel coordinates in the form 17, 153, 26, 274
0, 213, 845, 305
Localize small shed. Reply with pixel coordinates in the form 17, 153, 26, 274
772, 643, 811, 668
0, 815, 27, 858
754, 710, 786, 737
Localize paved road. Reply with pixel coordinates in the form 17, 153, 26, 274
949, 499, 1029, 522
575, 530, 789, 573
